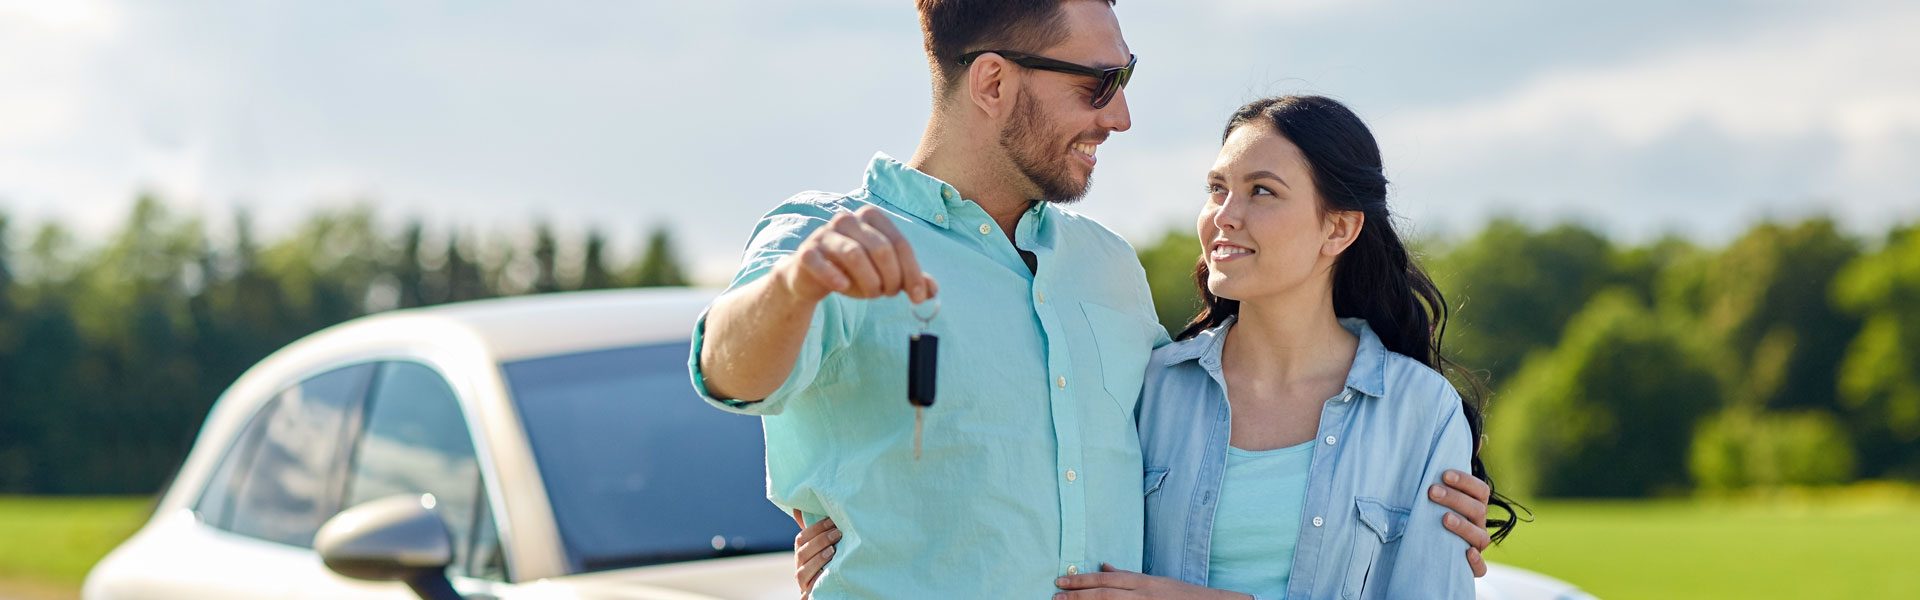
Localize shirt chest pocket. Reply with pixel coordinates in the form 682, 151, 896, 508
1343, 497, 1409, 599
1078, 301, 1154, 414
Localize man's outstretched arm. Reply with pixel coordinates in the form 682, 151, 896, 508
700, 206, 934, 401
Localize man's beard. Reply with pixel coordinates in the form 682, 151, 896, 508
999, 93, 1091, 203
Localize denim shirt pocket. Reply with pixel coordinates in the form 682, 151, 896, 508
1342, 497, 1410, 599
1080, 301, 1153, 415
1141, 467, 1172, 575
1143, 467, 1170, 496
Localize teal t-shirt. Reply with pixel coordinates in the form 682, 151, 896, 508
1207, 439, 1315, 599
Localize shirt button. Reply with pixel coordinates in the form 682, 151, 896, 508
1325, 435, 1338, 445
942, 188, 954, 200
978, 223, 992, 235
1065, 469, 1077, 482
1057, 376, 1067, 389
1036, 291, 1046, 303
934, 214, 946, 224
1312, 516, 1325, 527
1066, 565, 1079, 575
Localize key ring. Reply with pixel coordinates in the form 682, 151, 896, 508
911, 297, 940, 329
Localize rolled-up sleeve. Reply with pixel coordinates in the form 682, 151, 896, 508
687, 199, 859, 416
1382, 399, 1476, 598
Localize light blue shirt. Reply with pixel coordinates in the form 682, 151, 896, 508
689, 153, 1169, 598
1207, 441, 1314, 599
1139, 317, 1475, 600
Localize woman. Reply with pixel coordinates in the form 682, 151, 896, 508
797, 96, 1516, 599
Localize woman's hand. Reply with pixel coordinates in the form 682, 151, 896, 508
1054, 563, 1253, 599
791, 510, 839, 598
1431, 469, 1493, 577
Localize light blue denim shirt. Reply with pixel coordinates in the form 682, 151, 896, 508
688, 153, 1168, 598
1138, 317, 1475, 600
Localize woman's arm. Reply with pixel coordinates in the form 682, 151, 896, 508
1055, 563, 1254, 600
792, 512, 838, 598
1383, 405, 1477, 598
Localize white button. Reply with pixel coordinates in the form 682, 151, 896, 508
1057, 376, 1067, 388
1325, 435, 1338, 445
934, 214, 946, 224
978, 223, 992, 235
1065, 469, 1077, 482
942, 188, 954, 200
1036, 291, 1046, 303
1312, 516, 1324, 527
1066, 565, 1079, 575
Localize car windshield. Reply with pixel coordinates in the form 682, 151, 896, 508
501, 342, 797, 573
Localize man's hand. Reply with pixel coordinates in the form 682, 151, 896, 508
779, 205, 936, 305
1429, 469, 1492, 577
699, 205, 937, 401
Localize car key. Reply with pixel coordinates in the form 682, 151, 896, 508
909, 298, 939, 460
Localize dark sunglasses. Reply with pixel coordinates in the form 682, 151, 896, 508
955, 50, 1137, 109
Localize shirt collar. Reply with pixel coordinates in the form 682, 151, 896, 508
862, 152, 959, 230
1158, 315, 1389, 399
862, 152, 1055, 244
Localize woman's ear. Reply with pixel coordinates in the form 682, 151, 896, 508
1323, 209, 1364, 257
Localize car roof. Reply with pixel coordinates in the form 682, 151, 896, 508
360, 287, 718, 363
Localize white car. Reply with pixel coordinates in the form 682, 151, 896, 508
84, 288, 1588, 600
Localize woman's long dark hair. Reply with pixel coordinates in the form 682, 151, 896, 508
1178, 95, 1520, 544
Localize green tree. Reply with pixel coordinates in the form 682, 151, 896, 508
531, 222, 561, 293
395, 220, 428, 307
442, 230, 487, 302
1428, 220, 1619, 386
1486, 289, 1723, 497
580, 229, 617, 290
1690, 408, 1856, 490
1136, 228, 1201, 335
1832, 225, 1920, 478
631, 225, 688, 287
1679, 219, 1860, 412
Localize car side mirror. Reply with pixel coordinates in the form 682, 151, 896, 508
316, 494, 463, 600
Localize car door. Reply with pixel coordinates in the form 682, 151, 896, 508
301, 360, 505, 599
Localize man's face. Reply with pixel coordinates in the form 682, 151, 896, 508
996, 1, 1132, 203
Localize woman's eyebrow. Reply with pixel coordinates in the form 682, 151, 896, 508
1242, 170, 1289, 189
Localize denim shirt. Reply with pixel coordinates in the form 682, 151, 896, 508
1138, 317, 1475, 600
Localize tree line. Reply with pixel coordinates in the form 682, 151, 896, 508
1141, 217, 1920, 498
0, 195, 689, 494
3, 195, 1915, 499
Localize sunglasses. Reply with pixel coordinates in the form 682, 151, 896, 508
956, 50, 1137, 109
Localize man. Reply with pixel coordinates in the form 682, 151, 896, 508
690, 1, 1494, 597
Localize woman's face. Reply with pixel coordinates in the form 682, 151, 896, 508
1197, 124, 1357, 303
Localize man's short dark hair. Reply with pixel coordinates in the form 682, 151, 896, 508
917, 0, 1116, 93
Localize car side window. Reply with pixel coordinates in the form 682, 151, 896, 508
342, 362, 487, 578
203, 363, 375, 547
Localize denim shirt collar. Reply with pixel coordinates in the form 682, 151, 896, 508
862, 152, 1055, 249
1157, 315, 1388, 399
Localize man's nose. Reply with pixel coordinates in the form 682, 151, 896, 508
1099, 88, 1132, 132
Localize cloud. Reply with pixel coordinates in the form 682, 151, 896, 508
1372, 1, 1920, 240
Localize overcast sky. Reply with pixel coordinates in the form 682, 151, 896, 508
4, 0, 1916, 282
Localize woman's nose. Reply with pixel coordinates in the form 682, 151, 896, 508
1212, 197, 1243, 230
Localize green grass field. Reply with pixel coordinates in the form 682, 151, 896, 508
1487, 488, 1920, 599
2, 491, 1917, 599
0, 496, 152, 599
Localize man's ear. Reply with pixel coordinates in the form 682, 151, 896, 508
1324, 209, 1365, 257
966, 55, 1016, 119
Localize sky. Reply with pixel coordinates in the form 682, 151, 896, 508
3, 0, 1917, 283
